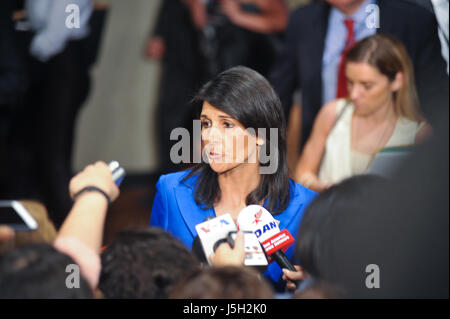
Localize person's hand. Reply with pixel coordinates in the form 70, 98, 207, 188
145, 36, 165, 60
210, 231, 245, 266
69, 161, 119, 203
314, 180, 334, 193
0, 225, 15, 244
282, 265, 306, 291
220, 0, 242, 23
185, 0, 208, 29
298, 172, 333, 193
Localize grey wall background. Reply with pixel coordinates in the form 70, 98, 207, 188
73, 0, 162, 173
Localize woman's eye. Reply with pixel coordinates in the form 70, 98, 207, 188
201, 121, 211, 128
224, 122, 234, 128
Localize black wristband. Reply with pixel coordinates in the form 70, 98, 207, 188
73, 186, 111, 205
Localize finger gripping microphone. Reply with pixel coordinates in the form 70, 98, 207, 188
237, 205, 296, 272
194, 214, 237, 265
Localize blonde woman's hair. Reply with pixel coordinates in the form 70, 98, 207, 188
346, 34, 424, 122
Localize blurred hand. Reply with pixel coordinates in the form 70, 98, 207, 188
69, 161, 119, 203
0, 225, 15, 244
185, 0, 208, 29
315, 181, 334, 193
210, 231, 245, 266
220, 0, 242, 22
282, 265, 306, 291
145, 36, 165, 60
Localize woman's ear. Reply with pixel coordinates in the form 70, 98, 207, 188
391, 71, 404, 92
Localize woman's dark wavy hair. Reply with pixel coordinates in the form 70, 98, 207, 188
182, 66, 290, 215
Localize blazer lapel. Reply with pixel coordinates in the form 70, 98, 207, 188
269, 181, 308, 232
174, 181, 215, 238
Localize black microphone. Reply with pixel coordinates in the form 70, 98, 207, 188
271, 250, 297, 272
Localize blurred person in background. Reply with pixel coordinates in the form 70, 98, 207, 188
0, 0, 30, 197
99, 227, 200, 299
145, 0, 206, 173
170, 266, 274, 299
405, 0, 449, 74
270, 0, 448, 164
295, 34, 431, 192
289, 175, 388, 296
292, 114, 448, 298
0, 243, 93, 299
200, 0, 288, 77
6, 0, 109, 228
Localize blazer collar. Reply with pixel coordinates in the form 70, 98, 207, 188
173, 175, 304, 238
174, 175, 215, 238
272, 181, 306, 230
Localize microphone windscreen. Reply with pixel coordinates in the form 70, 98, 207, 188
237, 205, 295, 258
195, 214, 237, 264
237, 205, 280, 242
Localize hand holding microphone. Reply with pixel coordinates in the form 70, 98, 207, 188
70, 161, 126, 205
237, 205, 304, 290
282, 266, 306, 291
194, 214, 268, 268
210, 230, 246, 267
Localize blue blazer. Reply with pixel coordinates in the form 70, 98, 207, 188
150, 170, 317, 291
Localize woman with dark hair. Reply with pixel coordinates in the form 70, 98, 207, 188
150, 66, 317, 291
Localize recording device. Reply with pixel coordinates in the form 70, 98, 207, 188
226, 231, 268, 267
237, 205, 297, 272
0, 200, 38, 231
108, 161, 126, 186
195, 214, 237, 265
192, 216, 215, 263
193, 214, 268, 267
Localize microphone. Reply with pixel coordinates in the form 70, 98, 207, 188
194, 214, 237, 265
108, 161, 126, 186
192, 216, 215, 263
193, 214, 268, 267
237, 205, 297, 272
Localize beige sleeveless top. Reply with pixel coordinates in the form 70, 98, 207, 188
318, 99, 425, 184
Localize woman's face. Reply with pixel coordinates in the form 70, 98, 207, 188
200, 101, 262, 174
346, 62, 403, 117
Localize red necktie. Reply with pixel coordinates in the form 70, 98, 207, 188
336, 19, 356, 98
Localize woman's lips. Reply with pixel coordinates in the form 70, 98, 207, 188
209, 151, 222, 160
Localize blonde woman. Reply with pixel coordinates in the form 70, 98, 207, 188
295, 34, 432, 192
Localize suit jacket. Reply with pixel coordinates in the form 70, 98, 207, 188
150, 169, 317, 291
270, 0, 449, 148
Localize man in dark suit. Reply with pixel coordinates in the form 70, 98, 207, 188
270, 0, 449, 149
146, 0, 208, 174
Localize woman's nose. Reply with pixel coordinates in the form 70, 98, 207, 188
349, 84, 361, 100
202, 125, 222, 143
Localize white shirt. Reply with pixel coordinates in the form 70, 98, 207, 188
26, 0, 93, 62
